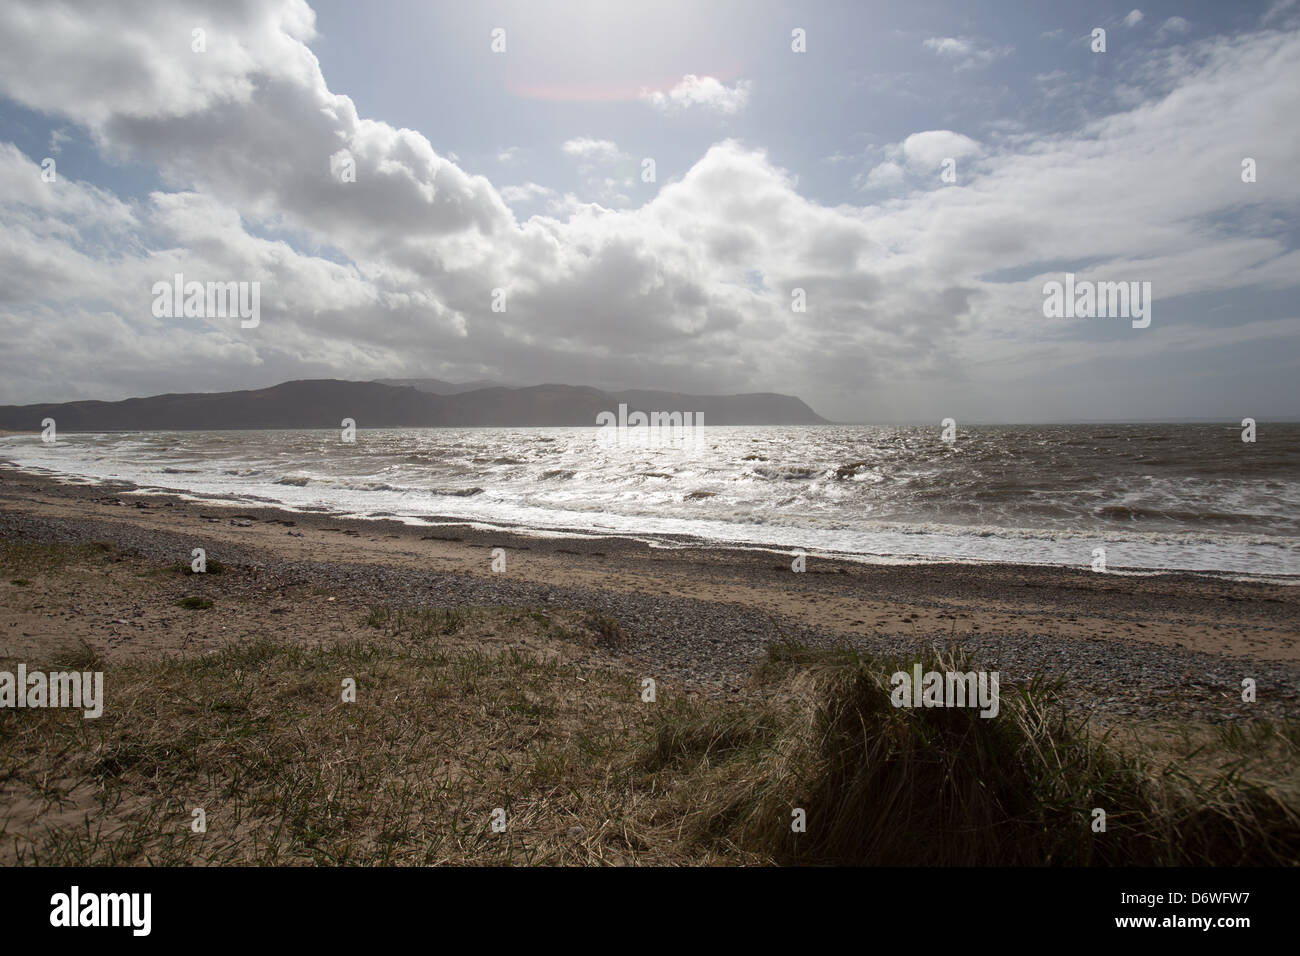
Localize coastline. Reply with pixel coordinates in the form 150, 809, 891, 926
3, 461, 1297, 721
4, 451, 1296, 583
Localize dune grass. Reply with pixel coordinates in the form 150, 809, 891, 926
0, 538, 1296, 865
654, 644, 1300, 865
3, 626, 1295, 865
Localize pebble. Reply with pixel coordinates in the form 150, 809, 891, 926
3, 493, 1298, 722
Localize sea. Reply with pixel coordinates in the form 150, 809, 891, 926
3, 424, 1297, 579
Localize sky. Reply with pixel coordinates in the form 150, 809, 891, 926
0, 0, 1298, 423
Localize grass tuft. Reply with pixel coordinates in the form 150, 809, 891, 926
173, 596, 214, 610
645, 643, 1300, 865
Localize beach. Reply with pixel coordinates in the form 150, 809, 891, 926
3, 461, 1300, 865
2, 462, 1297, 718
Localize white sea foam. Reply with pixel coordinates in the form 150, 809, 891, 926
3, 424, 1297, 578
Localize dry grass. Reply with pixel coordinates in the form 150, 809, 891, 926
659, 644, 1300, 865
1, 539, 1297, 866
0, 614, 664, 865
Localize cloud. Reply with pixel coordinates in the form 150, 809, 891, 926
1263, 0, 1298, 25
561, 138, 624, 163
901, 131, 982, 167
1159, 16, 1190, 38
640, 74, 750, 114
499, 182, 557, 204
923, 36, 1013, 69
1123, 9, 1145, 29
855, 131, 982, 190
0, 0, 321, 128
47, 129, 71, 156
560, 139, 633, 204
857, 160, 904, 191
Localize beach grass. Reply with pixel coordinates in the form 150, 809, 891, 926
1, 539, 1297, 865
2, 621, 1297, 865
658, 643, 1300, 865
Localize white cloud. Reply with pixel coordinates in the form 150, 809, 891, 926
640, 75, 750, 114
499, 182, 557, 204
854, 131, 981, 190
561, 138, 624, 163
857, 160, 904, 191
923, 36, 1013, 69
561, 139, 633, 204
1123, 9, 1145, 29
0, 0, 320, 127
901, 131, 982, 168
1158, 16, 1190, 37
47, 129, 71, 156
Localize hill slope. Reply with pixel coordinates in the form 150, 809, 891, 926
0, 380, 830, 431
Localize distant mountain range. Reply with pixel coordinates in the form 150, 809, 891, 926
0, 379, 830, 431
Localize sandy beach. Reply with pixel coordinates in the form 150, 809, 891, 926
3, 463, 1297, 720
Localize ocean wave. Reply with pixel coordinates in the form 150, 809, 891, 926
1097, 504, 1253, 524
6, 423, 1299, 577
343, 481, 404, 493
753, 465, 820, 481
834, 460, 886, 481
